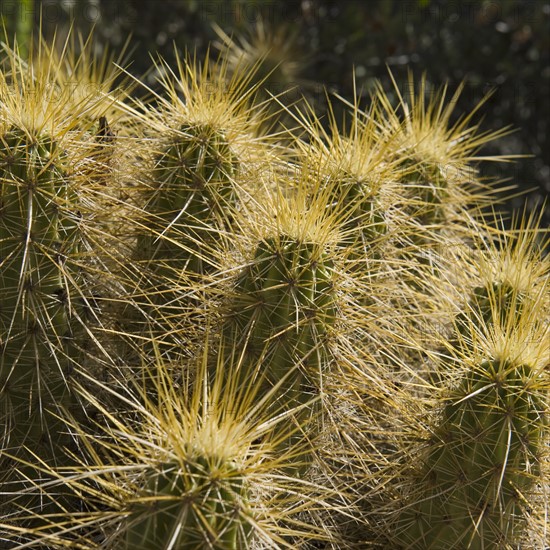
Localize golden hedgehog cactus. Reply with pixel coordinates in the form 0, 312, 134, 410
0, 35, 113, 510
118, 50, 284, 363
0, 25, 548, 550
6, 342, 344, 549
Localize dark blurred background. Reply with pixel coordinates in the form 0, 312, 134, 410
2, 0, 549, 226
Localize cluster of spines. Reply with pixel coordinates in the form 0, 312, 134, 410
0, 27, 548, 550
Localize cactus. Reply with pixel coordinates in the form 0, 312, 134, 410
223, 234, 335, 402
137, 122, 238, 280
454, 281, 528, 349
291, 93, 394, 259
9, 344, 342, 550
397, 156, 449, 226
0, 130, 78, 382
214, 221, 340, 477
371, 73, 514, 272
1, 30, 549, 550
122, 51, 274, 364
0, 124, 83, 512
124, 120, 241, 368
124, 453, 250, 550
391, 355, 546, 549
386, 241, 549, 549
0, 34, 130, 528
132, 49, 267, 283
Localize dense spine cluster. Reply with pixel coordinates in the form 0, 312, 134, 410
0, 29, 548, 550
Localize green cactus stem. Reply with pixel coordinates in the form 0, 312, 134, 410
128, 123, 239, 360
138, 123, 238, 281
0, 126, 83, 513
392, 358, 546, 549
124, 454, 250, 550
219, 235, 337, 466
325, 173, 387, 255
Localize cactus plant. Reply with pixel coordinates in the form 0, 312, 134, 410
222, 233, 336, 405
213, 181, 349, 473
0, 28, 548, 550
132, 49, 268, 277
0, 117, 88, 528
8, 341, 343, 550
0, 126, 78, 455
375, 73, 511, 228
137, 121, 239, 281
390, 350, 547, 548
384, 229, 549, 549
124, 451, 250, 550
120, 51, 276, 363
0, 34, 132, 528
291, 94, 395, 260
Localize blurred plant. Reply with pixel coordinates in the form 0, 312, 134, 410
213, 17, 315, 127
